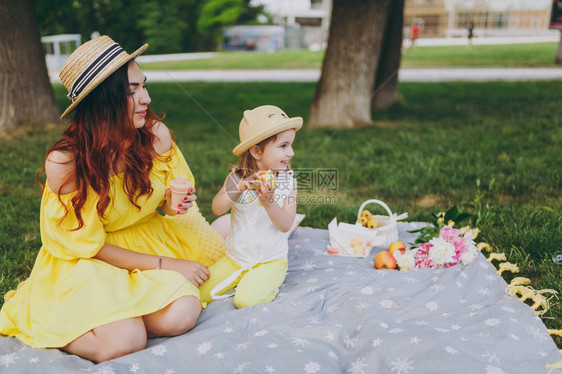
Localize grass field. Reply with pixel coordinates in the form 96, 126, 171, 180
1, 80, 560, 348
402, 42, 562, 67
138, 42, 560, 70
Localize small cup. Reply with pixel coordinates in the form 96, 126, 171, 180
327, 247, 339, 255
170, 177, 192, 208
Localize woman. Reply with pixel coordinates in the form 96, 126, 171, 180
0, 36, 224, 362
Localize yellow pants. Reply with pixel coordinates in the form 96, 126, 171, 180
199, 256, 288, 308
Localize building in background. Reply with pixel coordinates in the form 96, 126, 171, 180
41, 34, 81, 71
256, 0, 331, 49
405, 0, 553, 38
254, 0, 554, 49
404, 0, 448, 37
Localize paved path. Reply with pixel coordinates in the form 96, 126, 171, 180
141, 68, 562, 82
50, 67, 562, 83
398, 67, 562, 82
136, 52, 217, 63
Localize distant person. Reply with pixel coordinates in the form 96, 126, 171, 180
467, 20, 475, 49
410, 23, 420, 50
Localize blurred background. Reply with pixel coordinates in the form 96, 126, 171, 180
37, 0, 561, 72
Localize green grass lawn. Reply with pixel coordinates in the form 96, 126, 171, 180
140, 49, 324, 70
139, 42, 560, 70
402, 42, 562, 67
1, 81, 560, 348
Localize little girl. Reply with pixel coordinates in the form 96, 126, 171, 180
199, 105, 301, 308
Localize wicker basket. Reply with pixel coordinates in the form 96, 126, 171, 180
356, 199, 408, 249
327, 199, 407, 257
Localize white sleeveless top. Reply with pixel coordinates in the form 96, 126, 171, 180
210, 170, 296, 299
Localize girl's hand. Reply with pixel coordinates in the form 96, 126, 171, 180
257, 174, 275, 206
162, 188, 197, 216
162, 258, 210, 287
235, 172, 261, 192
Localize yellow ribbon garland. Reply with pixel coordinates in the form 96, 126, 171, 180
486, 252, 560, 317
547, 329, 562, 337
477, 242, 491, 252
496, 262, 519, 275
546, 360, 562, 374
487, 252, 507, 262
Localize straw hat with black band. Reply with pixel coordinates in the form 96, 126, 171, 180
233, 105, 303, 157
59, 35, 148, 119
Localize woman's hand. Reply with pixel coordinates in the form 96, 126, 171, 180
161, 188, 197, 216
162, 257, 210, 287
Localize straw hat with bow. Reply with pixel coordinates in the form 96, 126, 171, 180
59, 35, 148, 119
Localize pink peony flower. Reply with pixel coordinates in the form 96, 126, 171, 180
439, 226, 460, 242
414, 243, 434, 268
407, 225, 480, 271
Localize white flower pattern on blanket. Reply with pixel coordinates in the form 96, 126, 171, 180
0, 224, 559, 373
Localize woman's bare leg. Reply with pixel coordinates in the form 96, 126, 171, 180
143, 295, 201, 337
62, 317, 146, 363
63, 297, 201, 361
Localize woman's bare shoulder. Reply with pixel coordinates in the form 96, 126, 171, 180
45, 150, 76, 194
152, 121, 173, 155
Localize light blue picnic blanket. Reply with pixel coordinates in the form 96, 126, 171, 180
0, 223, 560, 373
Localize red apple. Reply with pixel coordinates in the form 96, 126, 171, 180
388, 241, 407, 255
374, 250, 397, 269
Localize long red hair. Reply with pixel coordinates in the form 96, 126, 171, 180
41, 62, 165, 230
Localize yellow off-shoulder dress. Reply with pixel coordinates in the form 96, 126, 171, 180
0, 144, 224, 349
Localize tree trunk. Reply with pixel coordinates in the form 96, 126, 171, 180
372, 0, 404, 110
0, 0, 60, 130
309, 0, 391, 128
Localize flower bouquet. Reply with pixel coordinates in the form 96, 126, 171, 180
394, 206, 479, 271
